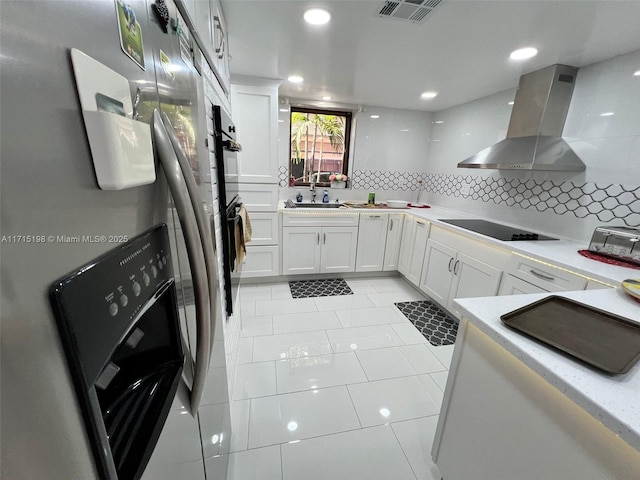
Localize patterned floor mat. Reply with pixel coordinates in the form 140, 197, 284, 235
289, 278, 354, 299
394, 300, 458, 346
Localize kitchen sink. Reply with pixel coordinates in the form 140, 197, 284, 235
289, 203, 347, 209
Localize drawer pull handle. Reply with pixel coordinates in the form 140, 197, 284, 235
370, 215, 381, 218
317, 233, 320, 245
448, 258, 454, 272
530, 269, 555, 281
390, 219, 394, 231
323, 233, 326, 245
453, 260, 460, 275
416, 221, 426, 226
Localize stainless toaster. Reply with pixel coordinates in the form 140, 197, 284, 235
588, 226, 640, 265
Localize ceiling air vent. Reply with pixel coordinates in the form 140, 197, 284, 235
377, 0, 444, 24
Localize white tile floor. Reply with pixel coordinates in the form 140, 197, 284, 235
228, 276, 452, 480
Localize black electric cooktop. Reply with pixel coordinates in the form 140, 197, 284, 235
439, 219, 558, 241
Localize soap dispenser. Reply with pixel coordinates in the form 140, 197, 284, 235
322, 189, 329, 203
296, 192, 303, 203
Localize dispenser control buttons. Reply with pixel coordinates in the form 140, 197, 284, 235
120, 294, 129, 307
143, 272, 151, 286
109, 303, 119, 317
151, 265, 158, 278
158, 260, 164, 270
132, 281, 142, 297
162, 255, 167, 266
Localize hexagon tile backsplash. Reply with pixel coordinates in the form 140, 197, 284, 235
278, 167, 640, 227
422, 174, 640, 227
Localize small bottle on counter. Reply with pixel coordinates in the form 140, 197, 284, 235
296, 192, 303, 202
368, 192, 375, 204
322, 190, 329, 203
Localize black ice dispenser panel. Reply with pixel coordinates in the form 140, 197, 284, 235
50, 224, 184, 480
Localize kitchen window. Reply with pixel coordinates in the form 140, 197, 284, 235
289, 107, 352, 187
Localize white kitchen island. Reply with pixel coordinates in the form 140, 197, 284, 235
432, 288, 640, 480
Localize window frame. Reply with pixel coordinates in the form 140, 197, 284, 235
288, 106, 353, 187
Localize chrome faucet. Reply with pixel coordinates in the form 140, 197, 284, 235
310, 178, 317, 203
415, 179, 424, 205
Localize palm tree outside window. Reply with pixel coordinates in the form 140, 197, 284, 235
289, 107, 352, 186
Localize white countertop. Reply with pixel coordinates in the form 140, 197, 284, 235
454, 288, 640, 452
280, 202, 640, 285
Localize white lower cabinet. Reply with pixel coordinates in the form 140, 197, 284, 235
421, 239, 503, 318
383, 214, 404, 271
282, 226, 358, 275
239, 245, 280, 278
498, 274, 548, 295
356, 214, 389, 272
398, 217, 430, 286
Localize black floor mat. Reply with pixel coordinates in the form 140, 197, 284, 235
394, 300, 458, 346
289, 278, 354, 299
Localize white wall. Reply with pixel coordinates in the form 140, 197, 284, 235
423, 49, 640, 243
277, 102, 433, 203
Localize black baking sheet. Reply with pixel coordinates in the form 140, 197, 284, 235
501, 296, 640, 374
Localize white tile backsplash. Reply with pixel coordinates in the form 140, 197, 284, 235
424, 49, 640, 241
275, 50, 640, 240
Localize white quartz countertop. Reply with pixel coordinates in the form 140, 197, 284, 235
454, 288, 640, 452
279, 201, 640, 285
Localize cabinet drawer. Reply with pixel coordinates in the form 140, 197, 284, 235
227, 184, 278, 212
282, 213, 359, 227
498, 274, 549, 296
234, 245, 280, 278
505, 254, 587, 292
246, 212, 279, 246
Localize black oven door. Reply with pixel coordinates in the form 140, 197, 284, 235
213, 105, 242, 316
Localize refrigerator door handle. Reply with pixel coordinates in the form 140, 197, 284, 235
152, 110, 210, 415
161, 112, 219, 359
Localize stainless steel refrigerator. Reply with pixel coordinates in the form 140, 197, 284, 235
1, 1, 230, 479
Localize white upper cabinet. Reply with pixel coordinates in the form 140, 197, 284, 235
356, 214, 390, 272
210, 0, 230, 91
229, 82, 280, 184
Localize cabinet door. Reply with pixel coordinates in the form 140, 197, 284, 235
406, 219, 430, 286
498, 274, 548, 296
229, 84, 279, 184
210, 0, 229, 91
282, 227, 320, 275
320, 227, 358, 274
421, 239, 456, 305
383, 214, 404, 271
356, 214, 389, 272
447, 252, 503, 317
397, 216, 415, 276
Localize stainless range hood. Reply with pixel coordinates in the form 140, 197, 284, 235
457, 64, 586, 172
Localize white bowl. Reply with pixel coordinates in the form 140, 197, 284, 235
387, 200, 409, 209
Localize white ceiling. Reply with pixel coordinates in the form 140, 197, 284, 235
221, 0, 640, 112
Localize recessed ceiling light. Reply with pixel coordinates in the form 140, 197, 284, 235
279, 108, 289, 112
288, 75, 304, 83
434, 120, 444, 124
421, 91, 438, 99
600, 112, 615, 117
510, 47, 538, 60
508, 101, 515, 105
322, 96, 331, 101
370, 115, 380, 119
400, 129, 409, 132
304, 8, 331, 25
634, 70, 640, 76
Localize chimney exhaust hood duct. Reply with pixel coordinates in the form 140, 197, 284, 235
457, 64, 586, 172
